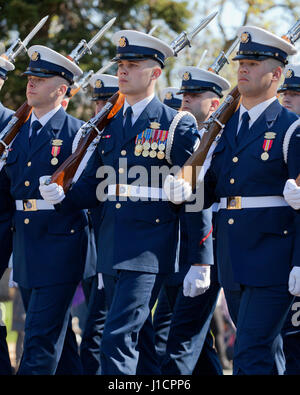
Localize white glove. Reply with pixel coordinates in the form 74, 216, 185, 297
283, 179, 300, 210
288, 267, 300, 296
163, 174, 192, 204
98, 273, 104, 290
183, 265, 211, 297
39, 176, 65, 205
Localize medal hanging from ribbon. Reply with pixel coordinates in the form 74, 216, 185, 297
51, 139, 63, 165
134, 124, 168, 160
261, 132, 276, 161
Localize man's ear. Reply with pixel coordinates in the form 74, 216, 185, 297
210, 98, 220, 112
58, 83, 68, 96
272, 66, 282, 82
151, 67, 162, 80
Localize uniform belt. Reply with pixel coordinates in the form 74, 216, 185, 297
15, 199, 55, 211
218, 196, 289, 210
107, 184, 168, 200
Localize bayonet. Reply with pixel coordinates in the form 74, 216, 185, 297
71, 69, 95, 94
196, 49, 208, 67
208, 37, 239, 74
68, 17, 116, 63
96, 61, 116, 75
148, 25, 158, 36
171, 11, 218, 55
282, 19, 300, 45
3, 15, 49, 62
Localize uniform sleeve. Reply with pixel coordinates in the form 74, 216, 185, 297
60, 148, 103, 212
287, 126, 300, 267
183, 207, 214, 266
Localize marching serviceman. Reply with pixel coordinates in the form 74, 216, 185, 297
0, 45, 90, 374
77, 73, 118, 375
278, 63, 300, 374
155, 68, 230, 375
39, 30, 201, 375
164, 26, 300, 375
0, 56, 15, 375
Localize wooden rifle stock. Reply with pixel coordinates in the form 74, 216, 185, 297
0, 102, 32, 156
50, 91, 125, 192
176, 86, 241, 189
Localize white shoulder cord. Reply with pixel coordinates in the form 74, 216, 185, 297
165, 111, 198, 165
283, 119, 300, 164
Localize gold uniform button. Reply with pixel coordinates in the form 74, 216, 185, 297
232, 157, 238, 163
70, 229, 75, 234
228, 218, 234, 225
155, 218, 160, 223
121, 150, 127, 156
230, 178, 235, 184
27, 161, 32, 167
284, 230, 288, 235
116, 203, 121, 209
119, 168, 125, 174
24, 181, 30, 187
101, 150, 105, 154
24, 218, 30, 224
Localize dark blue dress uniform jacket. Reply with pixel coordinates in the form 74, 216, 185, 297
0, 103, 14, 277
1, 107, 89, 288
204, 99, 300, 289
62, 96, 200, 276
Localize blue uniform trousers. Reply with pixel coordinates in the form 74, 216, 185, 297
55, 318, 83, 375
159, 279, 221, 375
101, 271, 166, 375
153, 283, 222, 375
80, 275, 107, 375
224, 285, 294, 375
18, 282, 79, 374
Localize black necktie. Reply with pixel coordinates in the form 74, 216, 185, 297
236, 111, 250, 145
123, 106, 133, 138
30, 120, 42, 145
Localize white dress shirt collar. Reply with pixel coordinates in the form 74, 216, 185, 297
239, 96, 277, 129
30, 104, 62, 134
123, 93, 155, 125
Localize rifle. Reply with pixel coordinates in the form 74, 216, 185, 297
176, 20, 300, 189
0, 17, 116, 159
1, 16, 49, 62
48, 12, 219, 192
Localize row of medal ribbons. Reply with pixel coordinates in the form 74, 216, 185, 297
134, 128, 169, 159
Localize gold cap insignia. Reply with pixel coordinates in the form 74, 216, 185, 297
285, 69, 294, 78
183, 71, 191, 81
31, 51, 40, 61
241, 32, 250, 44
52, 139, 63, 146
95, 79, 102, 88
119, 36, 127, 48
165, 92, 173, 100
264, 132, 276, 140
150, 122, 161, 129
